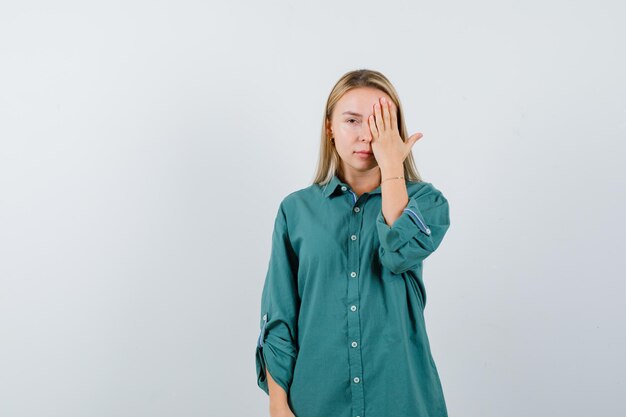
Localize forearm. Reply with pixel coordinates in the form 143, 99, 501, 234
380, 164, 408, 226
267, 369, 290, 408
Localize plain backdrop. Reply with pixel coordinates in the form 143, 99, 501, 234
1, 1, 625, 416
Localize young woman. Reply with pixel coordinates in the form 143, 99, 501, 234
255, 69, 451, 417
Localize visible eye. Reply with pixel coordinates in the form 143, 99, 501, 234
347, 119, 359, 124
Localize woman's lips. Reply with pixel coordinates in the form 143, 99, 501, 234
355, 151, 373, 158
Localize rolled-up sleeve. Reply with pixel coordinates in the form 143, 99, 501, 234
376, 182, 450, 274
255, 201, 300, 396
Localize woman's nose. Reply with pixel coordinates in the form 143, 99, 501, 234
360, 124, 372, 141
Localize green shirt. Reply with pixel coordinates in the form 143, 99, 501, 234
255, 173, 451, 417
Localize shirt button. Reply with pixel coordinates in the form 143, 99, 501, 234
341, 186, 347, 191
351, 234, 357, 240
353, 377, 360, 383
262, 314, 267, 320
354, 207, 360, 212
351, 341, 358, 347
350, 305, 357, 311
426, 228, 431, 234
350, 272, 357, 278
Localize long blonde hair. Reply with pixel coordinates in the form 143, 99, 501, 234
312, 69, 422, 185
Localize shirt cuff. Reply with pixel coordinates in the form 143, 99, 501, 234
376, 196, 432, 252
256, 312, 298, 396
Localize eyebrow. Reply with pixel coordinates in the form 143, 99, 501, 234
341, 111, 363, 117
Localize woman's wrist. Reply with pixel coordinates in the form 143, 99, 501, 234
379, 163, 404, 178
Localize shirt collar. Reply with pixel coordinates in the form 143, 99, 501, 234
322, 174, 382, 198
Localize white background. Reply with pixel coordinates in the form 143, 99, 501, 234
1, 1, 625, 416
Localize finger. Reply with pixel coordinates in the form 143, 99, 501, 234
368, 114, 378, 138
382, 98, 391, 131
374, 101, 384, 134
407, 132, 423, 149
389, 100, 398, 132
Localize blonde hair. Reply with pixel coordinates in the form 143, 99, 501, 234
312, 69, 422, 185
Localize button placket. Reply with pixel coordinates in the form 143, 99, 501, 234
345, 192, 365, 417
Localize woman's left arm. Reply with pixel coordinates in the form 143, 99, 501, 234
369, 96, 450, 274
376, 180, 451, 274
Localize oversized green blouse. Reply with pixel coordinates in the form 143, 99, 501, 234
255, 173, 451, 417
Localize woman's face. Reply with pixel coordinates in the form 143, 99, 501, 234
327, 87, 395, 175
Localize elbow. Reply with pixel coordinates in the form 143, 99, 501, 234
378, 245, 433, 274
